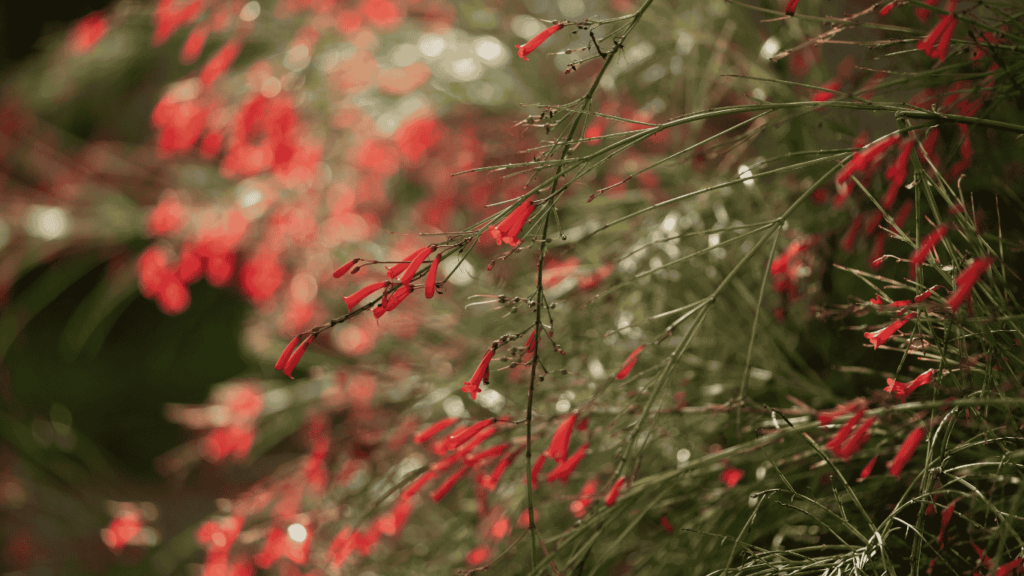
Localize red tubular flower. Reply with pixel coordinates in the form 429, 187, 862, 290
914, 286, 939, 303
481, 446, 523, 491
413, 417, 458, 444
817, 398, 868, 426
811, 78, 842, 102
909, 224, 949, 268
840, 213, 864, 253
546, 443, 589, 483
431, 464, 471, 502
489, 201, 536, 246
455, 427, 497, 459
859, 455, 878, 480
333, 258, 360, 278
515, 24, 564, 61
937, 498, 959, 548
274, 335, 302, 371
545, 413, 577, 462
530, 452, 547, 489
462, 348, 496, 400
825, 409, 865, 454
864, 313, 916, 349
894, 200, 914, 231
785, 0, 800, 15
918, 12, 958, 62
444, 418, 496, 452
879, 1, 897, 16
424, 255, 441, 299
399, 246, 434, 287
466, 442, 509, 466
884, 369, 934, 402
947, 257, 994, 311
328, 527, 354, 568
616, 345, 645, 380
888, 427, 926, 477
660, 515, 674, 533
605, 476, 627, 506
835, 416, 876, 460
386, 248, 426, 279
719, 466, 745, 488
837, 135, 900, 185
343, 281, 389, 312
383, 285, 413, 312
282, 335, 313, 378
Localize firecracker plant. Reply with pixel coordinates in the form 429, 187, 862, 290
1, 0, 1023, 575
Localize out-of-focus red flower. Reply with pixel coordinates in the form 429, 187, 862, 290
68, 12, 108, 54
545, 443, 589, 483
201, 39, 242, 86
947, 257, 994, 311
785, 0, 800, 16
719, 466, 745, 488
918, 3, 958, 62
545, 413, 577, 462
888, 427, 926, 477
180, 24, 209, 64
616, 345, 645, 380
101, 509, 143, 553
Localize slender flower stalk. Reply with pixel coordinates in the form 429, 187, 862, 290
515, 24, 564, 61
616, 345, 645, 380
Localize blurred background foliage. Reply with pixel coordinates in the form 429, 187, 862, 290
1, 0, 1022, 574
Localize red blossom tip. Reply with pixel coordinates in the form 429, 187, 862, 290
274, 335, 302, 371
604, 476, 627, 506
333, 258, 360, 278
424, 254, 442, 299
282, 335, 313, 379
545, 413, 577, 463
888, 427, 926, 477
616, 345, 645, 380
515, 24, 564, 61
